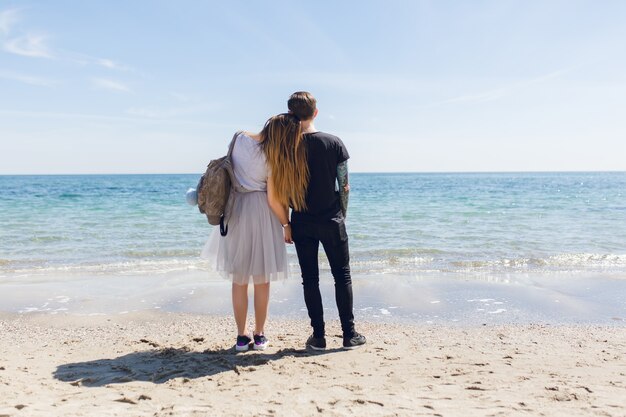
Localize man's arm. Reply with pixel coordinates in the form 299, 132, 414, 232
337, 161, 350, 218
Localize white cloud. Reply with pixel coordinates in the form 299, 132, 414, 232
0, 70, 57, 86
126, 104, 216, 118
0, 8, 19, 35
431, 67, 573, 107
1, 9, 135, 76
3, 33, 53, 58
0, 109, 231, 129
0, 9, 54, 59
96, 58, 131, 72
91, 77, 131, 92
56, 51, 137, 74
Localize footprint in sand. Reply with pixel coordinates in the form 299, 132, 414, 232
114, 397, 136, 404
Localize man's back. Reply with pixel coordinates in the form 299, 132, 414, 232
287, 90, 366, 350
292, 131, 349, 222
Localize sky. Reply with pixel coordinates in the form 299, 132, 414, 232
0, 0, 625, 174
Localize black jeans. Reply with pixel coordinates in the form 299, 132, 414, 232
292, 219, 355, 338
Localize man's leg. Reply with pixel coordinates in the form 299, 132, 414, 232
320, 221, 355, 338
292, 224, 325, 337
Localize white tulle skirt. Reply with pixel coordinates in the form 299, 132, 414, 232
201, 191, 288, 285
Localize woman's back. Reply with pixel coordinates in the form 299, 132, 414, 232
203, 130, 286, 284
232, 132, 267, 191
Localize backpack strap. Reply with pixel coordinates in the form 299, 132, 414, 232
221, 131, 253, 233
226, 131, 242, 158
226, 131, 255, 194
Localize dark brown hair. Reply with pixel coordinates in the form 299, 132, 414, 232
260, 113, 309, 211
287, 91, 317, 121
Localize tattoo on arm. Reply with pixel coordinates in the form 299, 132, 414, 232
337, 161, 349, 217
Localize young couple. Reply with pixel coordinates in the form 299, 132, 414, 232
203, 92, 366, 352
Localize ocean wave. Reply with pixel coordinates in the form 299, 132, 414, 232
351, 256, 435, 267
122, 249, 201, 258
2, 258, 210, 276
451, 253, 626, 270
348, 252, 626, 275
352, 248, 447, 257
2, 252, 625, 278
29, 235, 71, 243
543, 253, 626, 267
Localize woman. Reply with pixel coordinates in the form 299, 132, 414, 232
202, 113, 308, 352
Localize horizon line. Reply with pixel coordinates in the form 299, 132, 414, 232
1, 170, 625, 177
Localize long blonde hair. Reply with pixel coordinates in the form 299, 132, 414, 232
260, 113, 309, 211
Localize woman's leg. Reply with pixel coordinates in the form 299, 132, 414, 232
253, 280, 270, 335
232, 282, 249, 336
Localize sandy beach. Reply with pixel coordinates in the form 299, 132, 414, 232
2, 0, 626, 414
1, 312, 624, 417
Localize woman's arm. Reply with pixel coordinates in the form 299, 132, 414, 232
267, 176, 292, 244
337, 161, 350, 218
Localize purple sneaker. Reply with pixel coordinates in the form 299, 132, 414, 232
235, 335, 251, 352
253, 334, 268, 351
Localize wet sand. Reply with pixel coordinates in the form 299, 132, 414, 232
1, 312, 625, 417
1, 272, 625, 325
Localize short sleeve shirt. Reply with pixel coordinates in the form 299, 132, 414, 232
291, 131, 350, 223
231, 133, 268, 191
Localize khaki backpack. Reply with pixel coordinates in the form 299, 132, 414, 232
197, 131, 252, 236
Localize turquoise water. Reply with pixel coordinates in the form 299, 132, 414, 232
1, 173, 625, 278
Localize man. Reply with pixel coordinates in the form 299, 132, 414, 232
287, 91, 366, 350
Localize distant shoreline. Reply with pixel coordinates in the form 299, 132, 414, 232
1, 170, 625, 177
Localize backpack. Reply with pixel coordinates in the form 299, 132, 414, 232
197, 131, 252, 236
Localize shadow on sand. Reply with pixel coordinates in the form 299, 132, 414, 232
53, 344, 344, 387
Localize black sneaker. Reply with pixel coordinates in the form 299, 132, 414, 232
253, 334, 269, 351
235, 335, 252, 352
343, 332, 366, 350
306, 334, 327, 351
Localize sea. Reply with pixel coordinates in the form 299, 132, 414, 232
1, 172, 625, 280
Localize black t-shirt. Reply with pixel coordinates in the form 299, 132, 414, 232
291, 131, 350, 223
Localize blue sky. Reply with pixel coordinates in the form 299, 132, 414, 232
1, 0, 625, 174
